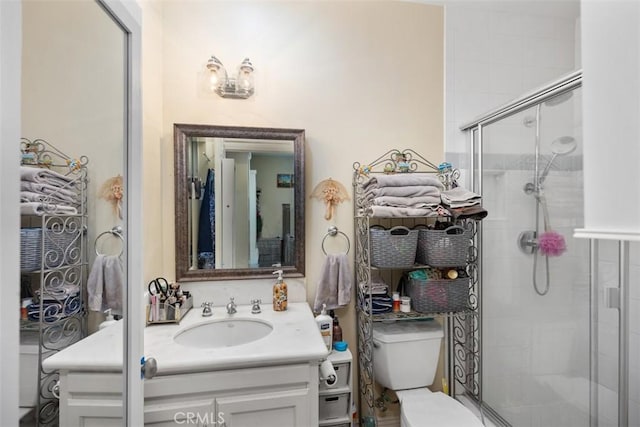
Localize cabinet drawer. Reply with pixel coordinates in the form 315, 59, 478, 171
319, 392, 350, 420
320, 362, 350, 391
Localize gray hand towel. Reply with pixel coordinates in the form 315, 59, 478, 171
87, 254, 123, 315
313, 253, 352, 312
88, 255, 106, 312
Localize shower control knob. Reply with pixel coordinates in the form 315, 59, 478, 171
523, 182, 535, 195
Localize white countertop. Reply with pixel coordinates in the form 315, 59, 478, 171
43, 302, 329, 376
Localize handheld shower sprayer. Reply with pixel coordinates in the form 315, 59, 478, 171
537, 136, 577, 187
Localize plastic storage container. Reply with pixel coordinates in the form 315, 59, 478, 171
319, 393, 351, 420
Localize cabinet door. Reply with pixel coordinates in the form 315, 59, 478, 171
216, 388, 310, 427
145, 397, 216, 426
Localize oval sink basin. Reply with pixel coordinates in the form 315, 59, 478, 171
174, 319, 273, 349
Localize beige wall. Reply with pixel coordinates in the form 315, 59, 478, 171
142, 0, 444, 391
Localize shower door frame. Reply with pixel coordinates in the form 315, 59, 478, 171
458, 70, 591, 427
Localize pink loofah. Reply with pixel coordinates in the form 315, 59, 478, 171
538, 231, 566, 256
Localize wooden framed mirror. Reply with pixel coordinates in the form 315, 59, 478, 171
174, 124, 305, 281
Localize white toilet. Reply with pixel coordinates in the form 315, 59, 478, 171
373, 320, 484, 427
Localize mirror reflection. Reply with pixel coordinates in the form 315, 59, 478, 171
174, 124, 305, 281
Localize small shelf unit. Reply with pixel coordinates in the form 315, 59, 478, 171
352, 149, 481, 426
19, 138, 89, 427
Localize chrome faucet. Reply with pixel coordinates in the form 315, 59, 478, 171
251, 299, 262, 314
226, 297, 237, 315
201, 302, 213, 317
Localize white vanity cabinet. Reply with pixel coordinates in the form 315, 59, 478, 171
58, 363, 319, 427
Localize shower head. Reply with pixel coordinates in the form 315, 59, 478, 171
538, 136, 577, 185
545, 91, 573, 107
550, 135, 577, 156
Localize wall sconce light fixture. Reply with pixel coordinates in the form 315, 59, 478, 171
206, 55, 255, 99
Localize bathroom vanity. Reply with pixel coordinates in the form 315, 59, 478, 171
44, 302, 328, 426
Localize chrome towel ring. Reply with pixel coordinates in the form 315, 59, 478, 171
321, 225, 350, 256
94, 225, 124, 257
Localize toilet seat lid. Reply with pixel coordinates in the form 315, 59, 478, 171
401, 392, 484, 427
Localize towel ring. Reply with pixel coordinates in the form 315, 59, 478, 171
322, 225, 350, 256
95, 226, 124, 257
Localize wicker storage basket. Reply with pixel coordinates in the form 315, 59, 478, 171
407, 277, 468, 313
20, 228, 42, 272
416, 225, 471, 267
370, 226, 418, 268
43, 230, 80, 269
20, 227, 80, 272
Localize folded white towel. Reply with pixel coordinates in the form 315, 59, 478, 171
313, 253, 353, 312
359, 281, 389, 295
88, 254, 123, 315
363, 173, 444, 190
20, 166, 76, 188
21, 181, 77, 201
441, 187, 482, 208
364, 185, 441, 200
20, 190, 76, 206
366, 205, 441, 218
372, 195, 442, 208
20, 202, 78, 216
36, 283, 80, 300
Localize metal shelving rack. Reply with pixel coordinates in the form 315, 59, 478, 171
352, 149, 480, 426
20, 138, 89, 427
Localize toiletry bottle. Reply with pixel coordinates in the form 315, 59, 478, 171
272, 269, 288, 311
315, 304, 333, 351
332, 312, 343, 345
99, 309, 118, 330
392, 291, 401, 312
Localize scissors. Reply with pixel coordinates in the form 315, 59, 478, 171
148, 277, 170, 301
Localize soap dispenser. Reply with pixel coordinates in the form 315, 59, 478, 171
99, 309, 118, 330
272, 269, 288, 311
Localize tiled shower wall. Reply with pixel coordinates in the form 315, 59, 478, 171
444, 0, 580, 175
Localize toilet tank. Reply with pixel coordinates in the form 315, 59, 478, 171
372, 320, 443, 390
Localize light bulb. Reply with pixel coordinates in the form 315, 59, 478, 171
208, 71, 219, 92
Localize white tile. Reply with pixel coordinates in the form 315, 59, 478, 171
454, 61, 490, 93
489, 10, 524, 36
454, 30, 489, 64
489, 63, 523, 95
489, 33, 524, 65
521, 14, 558, 39
454, 90, 492, 124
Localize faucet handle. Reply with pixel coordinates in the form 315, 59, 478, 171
251, 299, 262, 314
201, 302, 213, 317
226, 297, 237, 314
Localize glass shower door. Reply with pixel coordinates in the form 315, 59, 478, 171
479, 87, 592, 426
